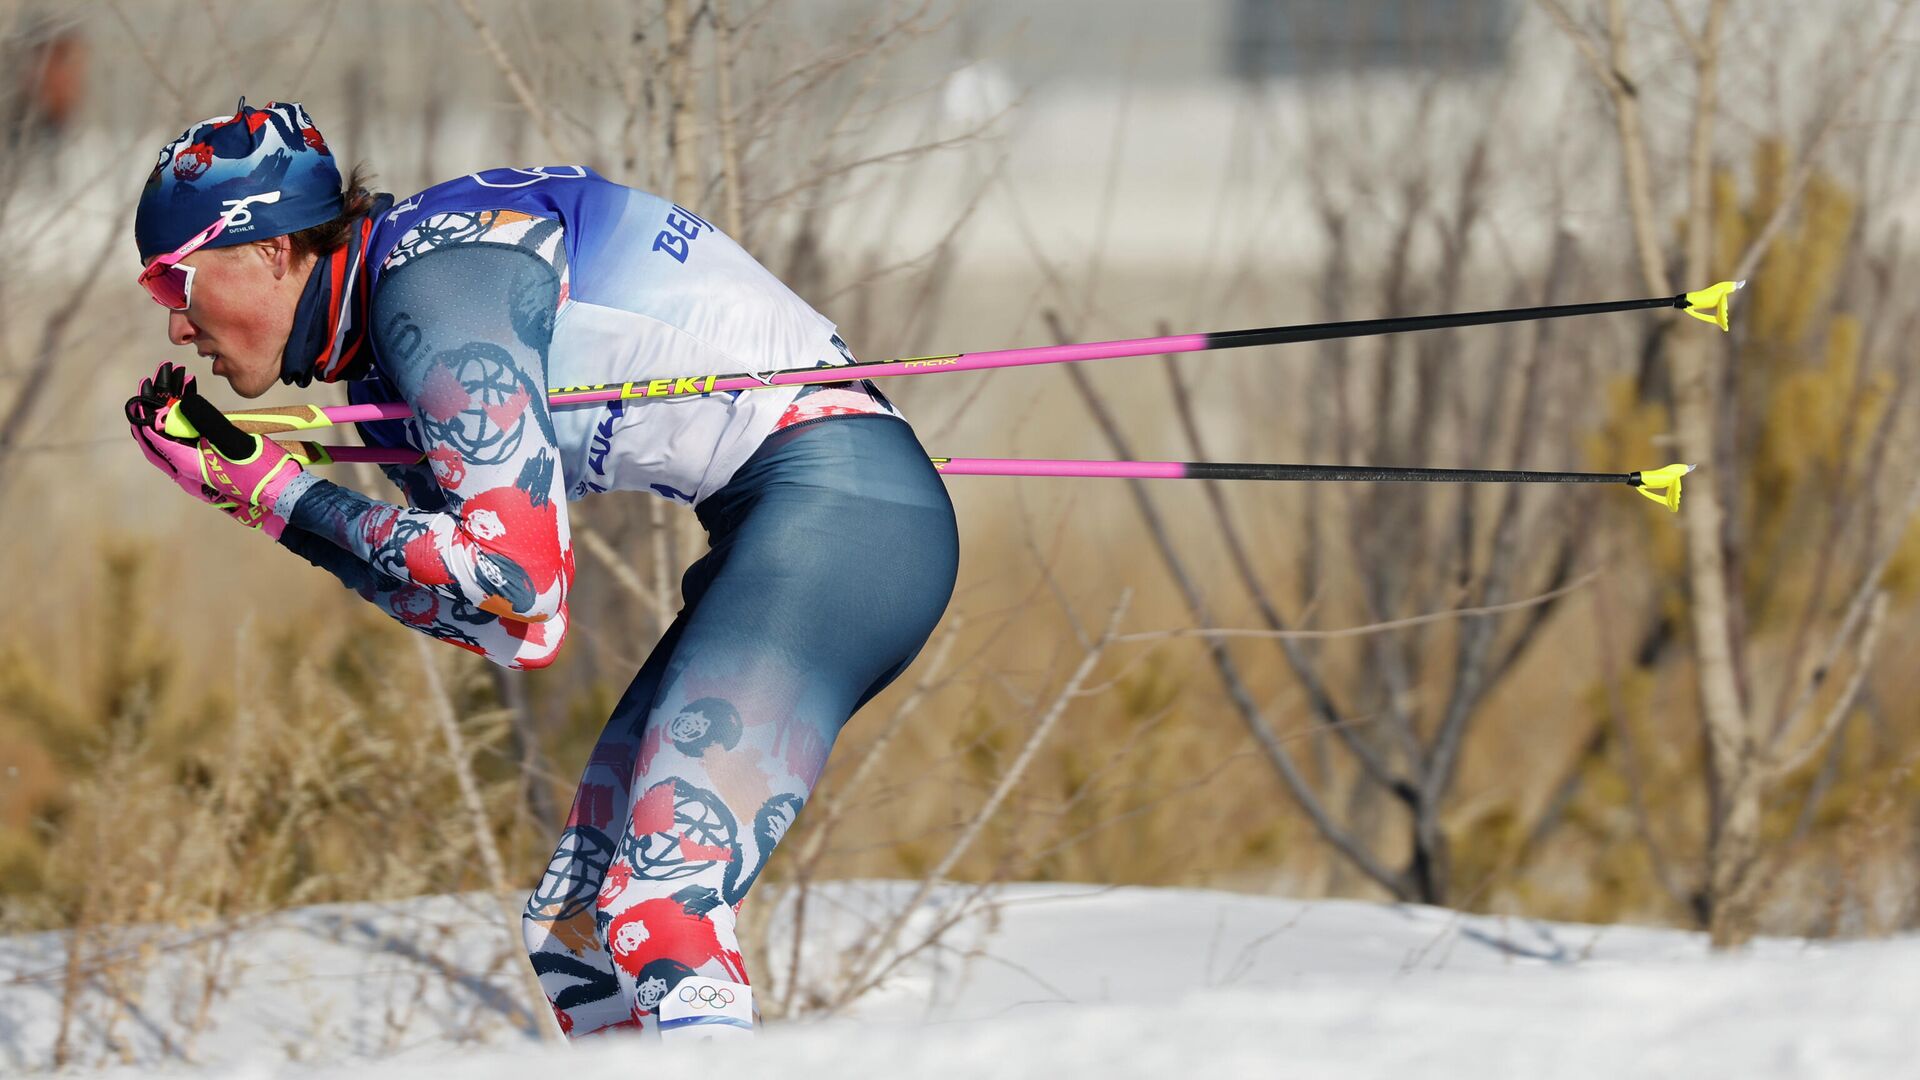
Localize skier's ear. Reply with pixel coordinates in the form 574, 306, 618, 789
253, 234, 296, 277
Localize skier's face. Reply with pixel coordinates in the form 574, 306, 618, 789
161, 236, 312, 399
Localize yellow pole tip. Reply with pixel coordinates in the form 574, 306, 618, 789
1683, 281, 1741, 332
1632, 464, 1691, 513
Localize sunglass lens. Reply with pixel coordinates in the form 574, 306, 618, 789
142, 264, 190, 310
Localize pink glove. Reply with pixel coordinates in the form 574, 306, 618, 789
126, 361, 306, 539
127, 362, 218, 506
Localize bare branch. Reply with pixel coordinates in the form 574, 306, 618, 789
576, 525, 655, 610
1659, 0, 1706, 60
1771, 473, 1920, 749
777, 619, 961, 1016
830, 592, 1131, 1008
1732, 0, 1920, 282
1768, 591, 1887, 780
1682, 0, 1729, 283
412, 637, 560, 1042
1046, 310, 1408, 895
1113, 570, 1598, 645
1423, 225, 1579, 823
665, 0, 699, 202
1535, 0, 1614, 88
1159, 340, 1399, 798
1539, 0, 1674, 294
449, 0, 577, 160
0, 199, 133, 506
712, 0, 746, 237
105, 0, 187, 107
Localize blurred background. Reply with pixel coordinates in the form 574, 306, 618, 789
1, 0, 1918, 1064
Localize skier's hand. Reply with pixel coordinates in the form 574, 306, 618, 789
126, 361, 307, 538
128, 361, 223, 509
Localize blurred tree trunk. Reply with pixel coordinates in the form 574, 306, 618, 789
1545, 0, 1756, 941
665, 0, 698, 204
1547, 0, 1913, 945
1664, 0, 1764, 950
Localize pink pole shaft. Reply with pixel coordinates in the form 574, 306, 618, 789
315, 333, 1214, 423
324, 402, 416, 424
548, 334, 1213, 406
963, 335, 1209, 364
320, 445, 421, 463
305, 444, 1196, 481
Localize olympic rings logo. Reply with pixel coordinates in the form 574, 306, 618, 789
467, 165, 589, 189
678, 984, 738, 1009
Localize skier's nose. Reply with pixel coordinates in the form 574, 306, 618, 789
167, 309, 194, 346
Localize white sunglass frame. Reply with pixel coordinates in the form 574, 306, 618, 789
136, 211, 240, 312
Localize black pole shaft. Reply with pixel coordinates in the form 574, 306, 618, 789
540, 291, 1692, 406
1182, 462, 1633, 485
1201, 294, 1683, 353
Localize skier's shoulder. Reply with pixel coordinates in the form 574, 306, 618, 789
360, 173, 573, 382
366, 167, 595, 288
378, 165, 639, 238
368, 164, 669, 282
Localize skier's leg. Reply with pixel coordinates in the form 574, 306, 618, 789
599, 417, 958, 1038
522, 620, 688, 1037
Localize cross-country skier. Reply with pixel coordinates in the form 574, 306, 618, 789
126, 99, 959, 1040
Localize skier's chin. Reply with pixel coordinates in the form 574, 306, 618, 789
219, 363, 274, 400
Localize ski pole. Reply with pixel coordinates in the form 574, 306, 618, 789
929, 459, 1692, 512
262, 439, 1693, 512
191, 280, 1746, 436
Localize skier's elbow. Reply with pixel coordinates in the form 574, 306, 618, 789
505, 601, 569, 671
480, 592, 564, 625
472, 538, 570, 625
509, 574, 569, 627
510, 648, 560, 672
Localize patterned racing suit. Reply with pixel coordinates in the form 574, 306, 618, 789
273, 166, 959, 1038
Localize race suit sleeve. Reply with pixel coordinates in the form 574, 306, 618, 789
276, 520, 565, 669
273, 242, 574, 670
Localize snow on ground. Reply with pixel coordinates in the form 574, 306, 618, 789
3, 882, 1914, 1078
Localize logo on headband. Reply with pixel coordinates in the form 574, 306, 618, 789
220, 190, 284, 231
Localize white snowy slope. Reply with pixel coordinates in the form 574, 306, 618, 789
3, 882, 1914, 1079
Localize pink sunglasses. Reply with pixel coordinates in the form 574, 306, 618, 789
136, 213, 234, 311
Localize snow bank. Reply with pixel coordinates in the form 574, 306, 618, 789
4, 883, 1913, 1078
